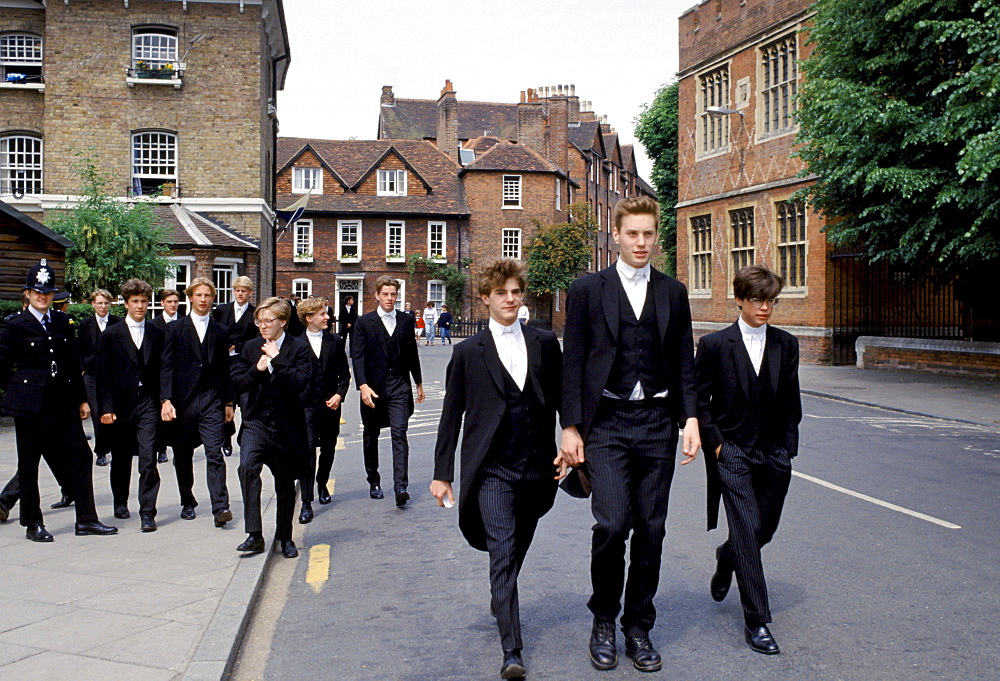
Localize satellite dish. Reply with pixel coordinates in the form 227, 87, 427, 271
13, 188, 24, 200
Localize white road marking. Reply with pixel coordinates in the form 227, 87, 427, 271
792, 470, 961, 529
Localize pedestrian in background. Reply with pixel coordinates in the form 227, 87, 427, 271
695, 265, 801, 655
423, 301, 438, 345
150, 288, 181, 463
213, 276, 257, 457
438, 304, 452, 345
78, 288, 120, 468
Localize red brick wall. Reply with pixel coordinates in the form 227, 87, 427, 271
861, 347, 1000, 379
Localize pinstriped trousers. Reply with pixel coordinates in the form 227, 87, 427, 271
715, 442, 791, 626
477, 464, 549, 652
237, 419, 298, 541
585, 399, 676, 637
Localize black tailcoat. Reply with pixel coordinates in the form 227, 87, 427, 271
351, 309, 421, 427
695, 322, 801, 529
77, 314, 120, 375
95, 321, 165, 417
212, 302, 257, 356
160, 315, 233, 409
433, 326, 562, 551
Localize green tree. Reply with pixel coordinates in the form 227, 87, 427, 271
48, 151, 172, 299
406, 254, 469, 316
796, 0, 1000, 273
634, 81, 678, 274
525, 202, 597, 295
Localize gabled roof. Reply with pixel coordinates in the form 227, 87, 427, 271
458, 142, 579, 187
379, 99, 519, 142
276, 142, 349, 189
621, 144, 637, 173
603, 133, 622, 166
277, 138, 470, 216
568, 120, 603, 155
634, 174, 657, 198
153, 205, 259, 250
0, 200, 74, 248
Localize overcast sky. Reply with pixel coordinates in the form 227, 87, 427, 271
277, 0, 698, 181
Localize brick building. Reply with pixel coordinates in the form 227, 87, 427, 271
275, 138, 470, 316
0, 0, 289, 305
675, 0, 834, 362
377, 81, 656, 325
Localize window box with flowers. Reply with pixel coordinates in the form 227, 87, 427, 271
294, 251, 313, 263
127, 61, 183, 88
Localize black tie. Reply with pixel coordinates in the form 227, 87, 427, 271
41, 314, 51, 333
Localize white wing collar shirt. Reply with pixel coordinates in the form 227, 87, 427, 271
125, 316, 145, 349
379, 307, 397, 335
190, 311, 210, 343
95, 313, 109, 333
738, 316, 767, 376
489, 318, 527, 391
306, 329, 323, 358
234, 301, 249, 323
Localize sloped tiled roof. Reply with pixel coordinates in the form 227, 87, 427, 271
621, 144, 636, 171
634, 174, 657, 198
277, 138, 470, 216
379, 99, 519, 142
153, 204, 259, 250
568, 120, 602, 154
459, 142, 574, 182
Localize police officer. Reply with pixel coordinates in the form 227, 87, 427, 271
0, 261, 118, 541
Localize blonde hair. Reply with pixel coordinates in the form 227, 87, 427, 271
297, 296, 327, 323
185, 277, 216, 298
233, 276, 254, 290
254, 296, 290, 323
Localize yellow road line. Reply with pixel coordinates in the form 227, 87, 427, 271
306, 544, 331, 593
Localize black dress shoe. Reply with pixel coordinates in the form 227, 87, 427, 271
95, 455, 109, 466
75, 521, 118, 536
298, 501, 314, 524
744, 624, 780, 654
26, 523, 54, 542
711, 544, 734, 602
113, 504, 130, 519
395, 488, 409, 507
589, 620, 618, 670
180, 505, 196, 520
214, 509, 233, 527
625, 635, 662, 672
237, 534, 265, 553
370, 484, 384, 500
500, 649, 526, 679
222, 446, 233, 457
157, 451, 168, 463
0, 501, 9, 523
140, 513, 157, 532
280, 539, 299, 558
50, 495, 73, 509
317, 484, 332, 505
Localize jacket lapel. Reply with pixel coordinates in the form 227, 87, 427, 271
185, 317, 202, 357
120, 324, 139, 366
320, 331, 333, 367
523, 326, 545, 407
765, 326, 781, 393
651, 268, 671, 343
600, 267, 619, 342
479, 331, 506, 396
727, 322, 751, 398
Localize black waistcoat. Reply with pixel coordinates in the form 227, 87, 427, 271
740, 345, 775, 451
485, 366, 548, 479
383, 322, 403, 374
135, 335, 156, 395
606, 279, 666, 399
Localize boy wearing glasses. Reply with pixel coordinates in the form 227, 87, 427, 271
694, 265, 802, 655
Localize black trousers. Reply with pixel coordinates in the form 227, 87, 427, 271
172, 390, 230, 513
14, 407, 99, 527
1, 459, 72, 509
478, 464, 548, 652
108, 393, 160, 515
300, 404, 342, 502
716, 442, 792, 626
585, 400, 677, 637
361, 375, 413, 492
84, 374, 113, 457
238, 419, 298, 541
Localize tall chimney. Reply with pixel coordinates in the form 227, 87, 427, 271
518, 88, 546, 153
548, 93, 569, 173
381, 85, 395, 107
437, 79, 459, 163
568, 83, 580, 124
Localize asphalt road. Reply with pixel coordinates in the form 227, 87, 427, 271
232, 344, 1000, 681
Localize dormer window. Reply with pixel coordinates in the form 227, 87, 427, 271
0, 33, 43, 85
293, 167, 322, 194
377, 169, 407, 196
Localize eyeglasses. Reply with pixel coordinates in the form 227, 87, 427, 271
255, 317, 282, 327
748, 297, 780, 307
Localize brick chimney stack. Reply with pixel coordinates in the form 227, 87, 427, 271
568, 83, 580, 124
548, 93, 569, 173
436, 79, 459, 163
517, 87, 546, 154
381, 85, 395, 107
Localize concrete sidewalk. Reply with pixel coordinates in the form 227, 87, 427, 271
0, 363, 996, 681
0, 418, 278, 681
799, 364, 1000, 428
